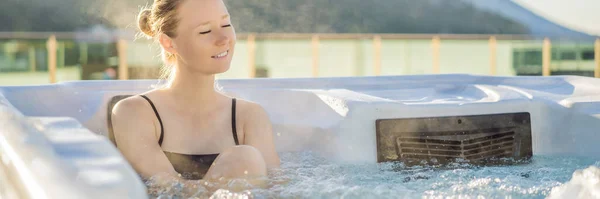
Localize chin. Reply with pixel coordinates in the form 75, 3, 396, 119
209, 64, 231, 75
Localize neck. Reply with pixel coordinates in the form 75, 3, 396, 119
164, 65, 221, 110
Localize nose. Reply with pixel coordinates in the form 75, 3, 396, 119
215, 33, 230, 46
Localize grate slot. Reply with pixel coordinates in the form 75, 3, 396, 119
400, 143, 463, 151
466, 149, 513, 160
401, 153, 463, 159
463, 141, 514, 156
463, 136, 514, 150
400, 148, 463, 156
463, 131, 515, 145
398, 138, 461, 145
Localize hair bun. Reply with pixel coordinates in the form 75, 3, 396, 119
138, 9, 154, 38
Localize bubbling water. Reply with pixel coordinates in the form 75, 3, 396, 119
147, 151, 600, 199
548, 166, 600, 199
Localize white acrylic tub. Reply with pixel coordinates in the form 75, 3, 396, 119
1, 74, 600, 198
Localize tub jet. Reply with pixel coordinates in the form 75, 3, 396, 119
375, 112, 533, 166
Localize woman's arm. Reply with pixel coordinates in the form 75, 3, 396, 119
111, 96, 181, 180
241, 102, 281, 168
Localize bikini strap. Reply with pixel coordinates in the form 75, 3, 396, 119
139, 95, 165, 146
232, 98, 239, 145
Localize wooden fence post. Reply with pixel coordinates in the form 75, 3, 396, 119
432, 36, 441, 74
46, 35, 57, 83
312, 35, 320, 77
595, 38, 600, 78
489, 36, 497, 75
373, 35, 382, 76
542, 37, 551, 76
117, 39, 129, 80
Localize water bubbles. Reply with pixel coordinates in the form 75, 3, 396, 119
547, 166, 600, 199
209, 189, 252, 199
145, 152, 599, 198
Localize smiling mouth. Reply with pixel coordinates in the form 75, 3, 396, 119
211, 50, 229, 59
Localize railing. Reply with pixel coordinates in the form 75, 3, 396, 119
0, 32, 599, 84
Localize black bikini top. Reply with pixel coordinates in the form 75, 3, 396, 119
139, 95, 239, 180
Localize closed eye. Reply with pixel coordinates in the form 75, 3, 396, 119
198, 24, 232, 35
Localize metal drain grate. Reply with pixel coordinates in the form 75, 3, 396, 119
376, 112, 532, 166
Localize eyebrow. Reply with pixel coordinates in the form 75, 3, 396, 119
194, 14, 230, 27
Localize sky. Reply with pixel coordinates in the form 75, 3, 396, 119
513, 0, 600, 36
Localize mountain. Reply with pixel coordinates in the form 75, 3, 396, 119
0, 0, 531, 35
225, 0, 530, 34
463, 0, 596, 41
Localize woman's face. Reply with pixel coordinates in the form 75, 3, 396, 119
168, 0, 236, 75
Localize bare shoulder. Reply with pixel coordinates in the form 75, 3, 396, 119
112, 95, 153, 122
235, 98, 270, 123
234, 98, 272, 138
111, 95, 160, 141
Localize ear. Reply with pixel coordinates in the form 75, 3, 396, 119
158, 33, 178, 55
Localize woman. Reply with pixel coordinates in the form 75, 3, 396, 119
111, 0, 280, 185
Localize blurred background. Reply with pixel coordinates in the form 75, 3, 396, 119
0, 0, 598, 85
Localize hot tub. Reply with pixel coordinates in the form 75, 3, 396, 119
1, 74, 599, 198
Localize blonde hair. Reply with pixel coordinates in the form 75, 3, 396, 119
137, 0, 185, 82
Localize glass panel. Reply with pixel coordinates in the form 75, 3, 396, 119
560, 51, 577, 60
319, 39, 363, 77
509, 40, 544, 76
582, 50, 595, 60
439, 40, 490, 75
0, 39, 51, 85
256, 39, 312, 78
56, 40, 82, 82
